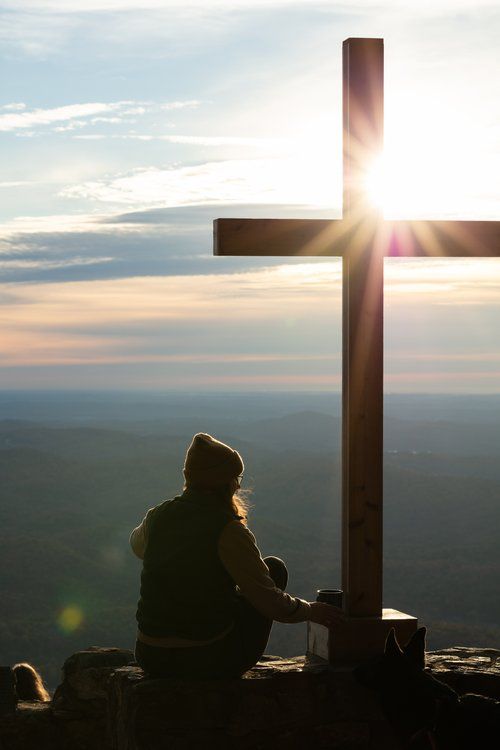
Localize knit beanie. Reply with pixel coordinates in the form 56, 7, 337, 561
183, 433, 244, 488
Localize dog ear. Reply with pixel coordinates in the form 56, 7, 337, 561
403, 627, 426, 670
384, 627, 403, 658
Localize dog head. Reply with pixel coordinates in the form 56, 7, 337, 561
355, 628, 457, 740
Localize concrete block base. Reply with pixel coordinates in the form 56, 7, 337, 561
307, 608, 418, 663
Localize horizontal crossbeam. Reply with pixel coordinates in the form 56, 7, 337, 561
214, 218, 500, 258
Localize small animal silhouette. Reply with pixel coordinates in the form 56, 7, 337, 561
354, 628, 500, 749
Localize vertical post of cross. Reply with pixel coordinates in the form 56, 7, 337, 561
342, 38, 384, 617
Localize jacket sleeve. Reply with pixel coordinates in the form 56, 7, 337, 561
129, 507, 155, 559
217, 520, 311, 623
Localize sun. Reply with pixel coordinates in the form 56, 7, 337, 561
363, 139, 486, 220
363, 151, 439, 218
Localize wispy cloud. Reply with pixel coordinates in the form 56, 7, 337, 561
0, 268, 340, 372
159, 100, 200, 111
72, 134, 106, 140
0, 212, 142, 236
3, 260, 500, 392
0, 101, 130, 132
0, 256, 113, 272
385, 259, 500, 304
0, 203, 327, 239
3, 1, 500, 12
3, 1, 326, 11
80, 133, 284, 147
3, 0, 499, 67
60, 157, 336, 208
1, 103, 27, 111
0, 99, 198, 134
53, 120, 89, 132
0, 203, 338, 283
0, 10, 77, 57
0, 181, 34, 188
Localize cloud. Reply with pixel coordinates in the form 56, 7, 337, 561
0, 267, 341, 373
60, 157, 337, 209
0, 263, 339, 392
2, 0, 499, 66
118, 108, 145, 117
2, 1, 326, 10
0, 181, 34, 188
0, 102, 128, 132
0, 256, 114, 272
3, 201, 500, 290
0, 99, 196, 133
0, 10, 77, 57
73, 134, 106, 140
92, 133, 285, 147
385, 259, 500, 304
0, 203, 337, 283
3, 257, 500, 392
1, 103, 27, 111
159, 100, 201, 111
2, 1, 500, 11
53, 120, 89, 132
0, 203, 327, 237
0, 212, 137, 236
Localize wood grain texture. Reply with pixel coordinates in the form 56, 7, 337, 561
214, 218, 500, 258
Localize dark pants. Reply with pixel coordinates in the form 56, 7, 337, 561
135, 556, 288, 679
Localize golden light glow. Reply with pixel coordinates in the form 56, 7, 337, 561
364, 142, 495, 220
57, 605, 84, 634
365, 149, 448, 217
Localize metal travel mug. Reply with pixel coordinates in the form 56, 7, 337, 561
316, 588, 343, 608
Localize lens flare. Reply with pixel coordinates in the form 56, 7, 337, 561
57, 605, 84, 634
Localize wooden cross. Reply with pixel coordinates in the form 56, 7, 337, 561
213, 38, 500, 659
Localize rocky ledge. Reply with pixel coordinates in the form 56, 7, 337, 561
426, 646, 500, 699
1, 646, 499, 750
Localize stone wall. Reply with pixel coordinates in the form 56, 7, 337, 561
426, 647, 500, 700
0, 647, 134, 750
107, 655, 401, 750
1, 646, 499, 750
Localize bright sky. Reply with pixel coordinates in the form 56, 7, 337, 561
2, 0, 500, 392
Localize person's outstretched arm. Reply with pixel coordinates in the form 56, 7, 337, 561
218, 520, 343, 626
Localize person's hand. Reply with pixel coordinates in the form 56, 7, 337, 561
308, 601, 345, 628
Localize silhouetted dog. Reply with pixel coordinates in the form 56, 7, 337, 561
354, 628, 500, 749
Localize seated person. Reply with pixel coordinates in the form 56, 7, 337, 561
130, 432, 343, 678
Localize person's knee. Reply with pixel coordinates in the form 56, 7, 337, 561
263, 556, 288, 590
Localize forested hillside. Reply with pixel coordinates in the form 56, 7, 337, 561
1, 394, 500, 688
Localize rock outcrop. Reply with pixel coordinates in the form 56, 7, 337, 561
1, 646, 499, 750
107, 655, 401, 749
426, 646, 500, 699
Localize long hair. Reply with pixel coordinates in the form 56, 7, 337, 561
184, 480, 252, 523
230, 487, 252, 523
13, 663, 50, 702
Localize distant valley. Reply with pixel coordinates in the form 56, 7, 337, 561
1, 391, 499, 688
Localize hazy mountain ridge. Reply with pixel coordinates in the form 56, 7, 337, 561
385, 451, 500, 481
1, 397, 500, 688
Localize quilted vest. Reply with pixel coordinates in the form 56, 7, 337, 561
136, 488, 238, 639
